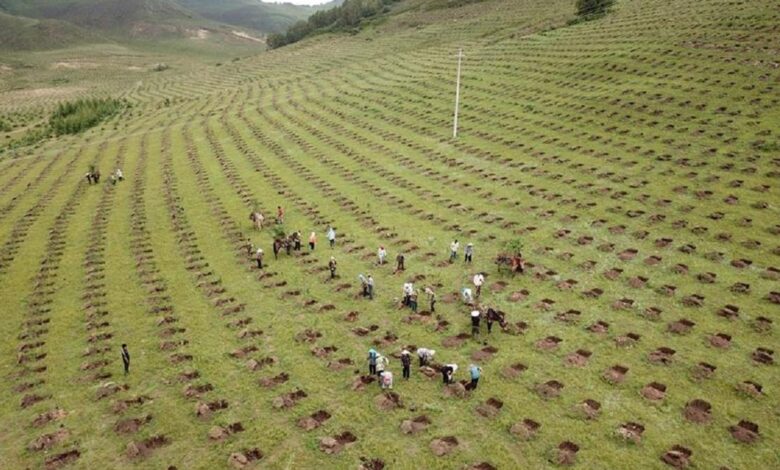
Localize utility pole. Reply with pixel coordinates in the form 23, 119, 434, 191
452, 48, 463, 139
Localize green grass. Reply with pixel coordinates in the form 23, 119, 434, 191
0, 0, 778, 468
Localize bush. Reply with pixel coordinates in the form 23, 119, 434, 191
49, 98, 125, 136
575, 0, 614, 18
504, 238, 524, 255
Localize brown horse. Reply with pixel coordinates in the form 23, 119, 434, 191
496, 253, 525, 274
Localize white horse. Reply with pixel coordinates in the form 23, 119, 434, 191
249, 211, 265, 230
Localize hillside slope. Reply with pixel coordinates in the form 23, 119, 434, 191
0, 0, 778, 469
0, 11, 101, 50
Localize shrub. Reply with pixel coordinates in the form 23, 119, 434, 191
575, 0, 615, 18
49, 98, 125, 136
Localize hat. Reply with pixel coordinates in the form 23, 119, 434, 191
467, 243, 473, 246
401, 350, 410, 355
471, 310, 480, 317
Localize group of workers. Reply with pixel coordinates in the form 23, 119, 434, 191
368, 347, 483, 391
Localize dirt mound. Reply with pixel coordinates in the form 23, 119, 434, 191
471, 346, 498, 361
617, 422, 644, 443
752, 316, 772, 333
227, 448, 263, 468
28, 429, 70, 451
115, 414, 152, 434
344, 311, 360, 322
510, 419, 540, 440
295, 329, 322, 343
272, 389, 307, 409
648, 347, 675, 365
352, 375, 376, 391
565, 349, 591, 367
319, 431, 357, 454
683, 399, 711, 423
709, 333, 731, 348
668, 319, 695, 334
489, 281, 507, 293
44, 449, 80, 469
576, 399, 601, 420
691, 362, 716, 381
661, 445, 691, 468
259, 372, 289, 388
195, 399, 229, 420
729, 420, 759, 443
298, 410, 331, 431
126, 435, 171, 458
443, 333, 471, 348
441, 381, 469, 398
375, 392, 403, 411
535, 380, 564, 399
467, 463, 497, 470
430, 436, 459, 456
602, 365, 628, 384
553, 441, 579, 466
535, 336, 562, 351
359, 457, 385, 470
751, 347, 774, 364
209, 422, 244, 441
475, 398, 503, 418
508, 290, 530, 302
32, 408, 67, 427
400, 415, 431, 434
501, 362, 527, 379
641, 382, 666, 401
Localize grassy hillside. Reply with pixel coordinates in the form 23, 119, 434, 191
0, 11, 101, 51
177, 0, 342, 34
0, 0, 778, 469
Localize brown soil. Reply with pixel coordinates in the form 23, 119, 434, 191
709, 333, 731, 348
536, 336, 562, 351
259, 372, 289, 388
729, 420, 759, 443
443, 333, 471, 348
28, 429, 70, 451
718, 305, 740, 320
32, 408, 66, 427
555, 309, 580, 324
668, 319, 695, 334
115, 414, 152, 434
272, 389, 307, 409
227, 448, 263, 468
615, 333, 640, 347
553, 441, 579, 466
565, 349, 591, 367
126, 435, 171, 458
641, 382, 667, 401
510, 419, 540, 440
475, 397, 504, 418
661, 445, 691, 468
298, 410, 331, 431
617, 422, 644, 443
442, 381, 469, 399
508, 290, 529, 302
501, 362, 527, 379
737, 380, 763, 398
344, 311, 360, 322
648, 347, 676, 365
603, 365, 628, 384
471, 346, 499, 361
319, 431, 358, 454
44, 449, 80, 470
489, 281, 507, 293
752, 316, 772, 333
577, 399, 601, 420
751, 347, 774, 364
352, 375, 376, 391
374, 392, 403, 411
683, 399, 712, 423
430, 436, 459, 456
400, 415, 431, 435
536, 380, 564, 399
358, 457, 386, 470
295, 329, 322, 343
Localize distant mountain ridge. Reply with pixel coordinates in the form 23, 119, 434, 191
0, 0, 338, 50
